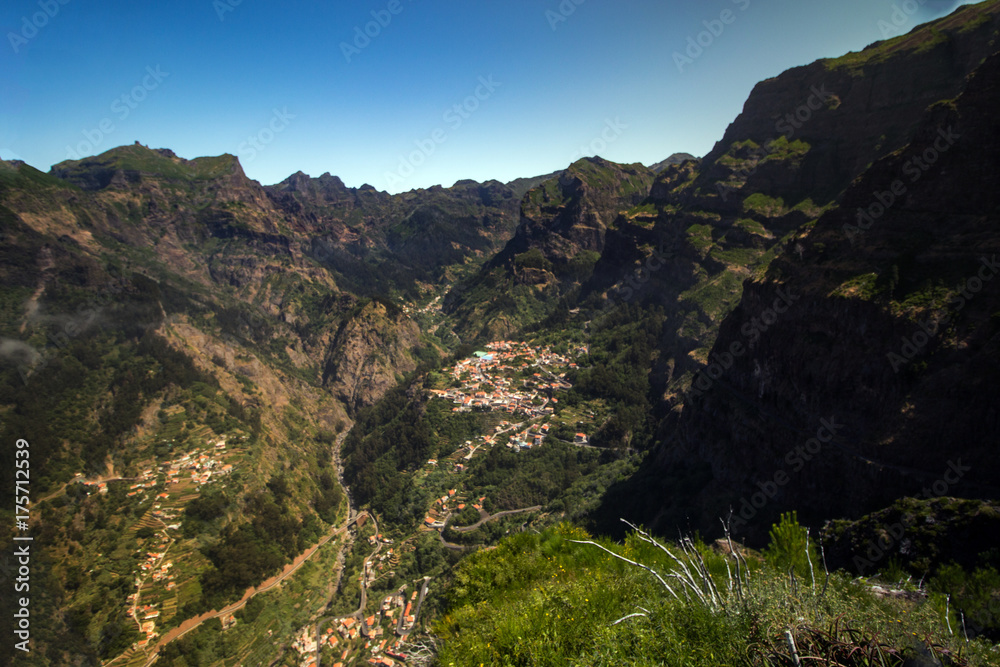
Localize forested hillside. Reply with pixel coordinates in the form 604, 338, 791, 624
1, 2, 999, 665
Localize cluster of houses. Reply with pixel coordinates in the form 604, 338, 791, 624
394, 588, 422, 635
504, 421, 552, 450
75, 438, 238, 653
401, 294, 442, 317
429, 341, 581, 418
125, 546, 173, 648
292, 590, 416, 667
422, 488, 480, 530
166, 438, 234, 487
74, 437, 236, 503
77, 477, 109, 494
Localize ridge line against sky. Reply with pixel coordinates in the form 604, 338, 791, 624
0, 0, 977, 194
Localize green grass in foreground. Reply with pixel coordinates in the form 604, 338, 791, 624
436, 523, 996, 666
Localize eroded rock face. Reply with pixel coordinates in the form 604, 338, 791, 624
644, 49, 1000, 543
322, 300, 422, 413
444, 158, 657, 338
665, 5, 1000, 218
510, 157, 655, 267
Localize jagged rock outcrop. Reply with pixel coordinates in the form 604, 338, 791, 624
445, 157, 655, 338
508, 157, 655, 265
321, 299, 422, 413
266, 172, 522, 295
685, 2, 1000, 213
648, 153, 697, 173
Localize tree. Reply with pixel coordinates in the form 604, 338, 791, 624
764, 511, 820, 580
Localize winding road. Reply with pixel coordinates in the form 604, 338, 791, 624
451, 505, 543, 533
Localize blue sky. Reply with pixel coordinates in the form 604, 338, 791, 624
0, 0, 975, 193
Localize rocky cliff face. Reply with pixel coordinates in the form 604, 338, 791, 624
445, 157, 656, 339
503, 157, 655, 271
688, 1, 1000, 212
3, 141, 515, 416
322, 299, 422, 413
640, 46, 1000, 543
266, 173, 522, 296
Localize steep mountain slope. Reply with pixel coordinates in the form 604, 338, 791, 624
0, 157, 358, 665
637, 46, 1000, 543
446, 0, 1000, 388
446, 157, 656, 339
0, 144, 521, 664
694, 1, 1000, 209
1, 3, 999, 665
648, 152, 697, 173
322, 298, 423, 413
267, 171, 522, 296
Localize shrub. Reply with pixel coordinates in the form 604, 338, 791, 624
764, 511, 821, 581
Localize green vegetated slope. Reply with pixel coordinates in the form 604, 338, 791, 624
0, 133, 531, 664
624, 30, 1000, 551
1, 2, 1000, 666
0, 171, 354, 665
436, 521, 998, 666
340, 303, 673, 538
0, 146, 467, 665
266, 170, 524, 298
399, 3, 1000, 663
444, 157, 656, 340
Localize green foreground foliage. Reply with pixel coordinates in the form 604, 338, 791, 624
436, 524, 997, 666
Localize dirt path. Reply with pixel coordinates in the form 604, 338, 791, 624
36, 474, 141, 505
140, 512, 364, 666
136, 426, 359, 666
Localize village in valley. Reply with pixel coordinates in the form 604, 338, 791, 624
74, 436, 241, 657
277, 338, 603, 667
430, 340, 589, 445
55, 328, 603, 667
418, 340, 595, 529
288, 584, 426, 667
